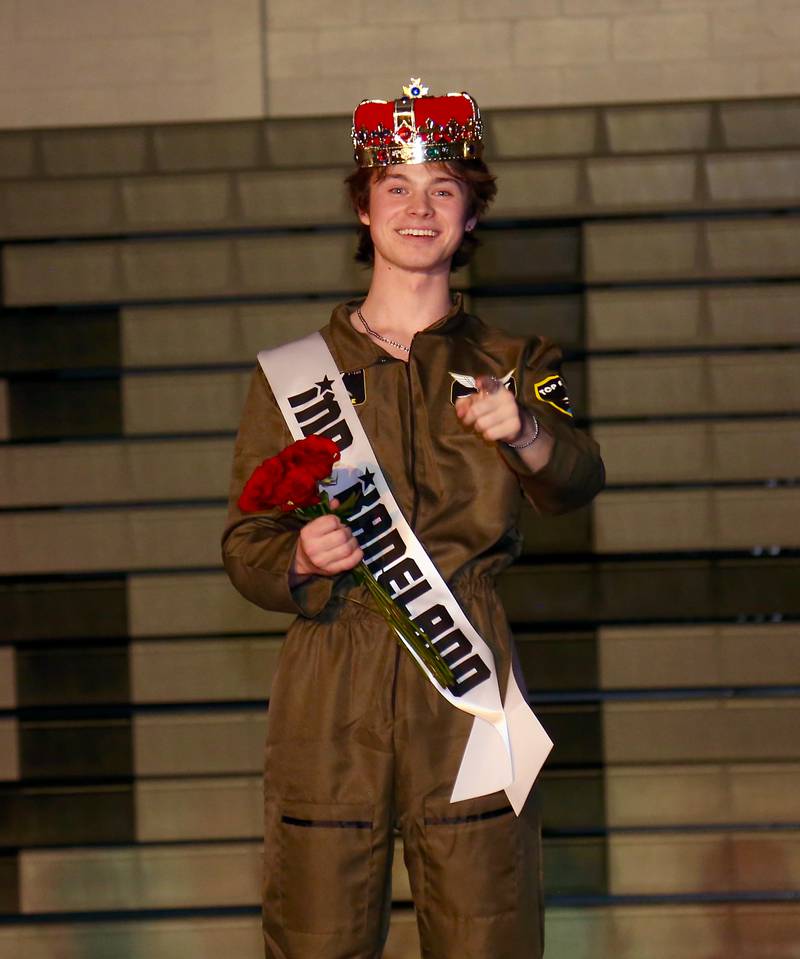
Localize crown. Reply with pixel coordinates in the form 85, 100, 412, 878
352, 78, 483, 168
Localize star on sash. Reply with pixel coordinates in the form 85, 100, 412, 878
359, 468, 376, 491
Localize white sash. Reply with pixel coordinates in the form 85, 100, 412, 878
258, 332, 552, 814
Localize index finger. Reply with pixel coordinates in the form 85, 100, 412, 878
476, 374, 501, 396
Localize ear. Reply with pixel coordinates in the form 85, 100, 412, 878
465, 214, 477, 233
358, 208, 371, 227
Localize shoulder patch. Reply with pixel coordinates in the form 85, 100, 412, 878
534, 374, 573, 417
449, 369, 517, 405
342, 368, 366, 406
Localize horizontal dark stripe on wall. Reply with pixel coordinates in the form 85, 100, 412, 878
538, 704, 603, 767
19, 719, 133, 781
0, 308, 119, 374
501, 556, 800, 625
2, 560, 797, 644
16, 646, 129, 708
540, 771, 605, 834
7, 379, 122, 441
0, 577, 127, 643
0, 784, 134, 847
517, 632, 598, 691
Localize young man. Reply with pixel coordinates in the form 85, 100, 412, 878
222, 81, 604, 959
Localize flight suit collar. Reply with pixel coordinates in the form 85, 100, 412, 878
328, 293, 468, 370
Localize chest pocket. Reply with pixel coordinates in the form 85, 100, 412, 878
342, 368, 367, 406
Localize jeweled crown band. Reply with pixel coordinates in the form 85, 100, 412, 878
356, 136, 482, 168
352, 80, 483, 168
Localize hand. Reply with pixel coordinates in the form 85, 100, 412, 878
455, 375, 525, 444
293, 499, 363, 579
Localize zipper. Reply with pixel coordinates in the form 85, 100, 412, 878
392, 349, 418, 717
404, 353, 419, 531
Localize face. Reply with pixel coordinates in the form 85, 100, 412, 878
359, 162, 477, 276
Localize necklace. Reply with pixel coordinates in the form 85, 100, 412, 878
356, 306, 410, 354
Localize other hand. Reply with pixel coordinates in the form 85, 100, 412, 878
455, 375, 525, 444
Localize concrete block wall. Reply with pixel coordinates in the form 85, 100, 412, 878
2, 94, 800, 958
0, 0, 263, 128
266, 0, 800, 115
4, 1, 800, 129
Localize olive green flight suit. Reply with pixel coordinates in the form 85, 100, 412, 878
222, 296, 604, 959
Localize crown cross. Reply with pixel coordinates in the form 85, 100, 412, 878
403, 78, 429, 98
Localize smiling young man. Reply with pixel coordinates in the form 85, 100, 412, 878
222, 81, 604, 959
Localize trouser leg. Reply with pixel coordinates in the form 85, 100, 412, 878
400, 790, 544, 959
262, 792, 395, 959
261, 613, 396, 959
394, 585, 545, 959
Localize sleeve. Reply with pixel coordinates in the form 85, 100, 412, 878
220, 367, 335, 617
498, 336, 605, 515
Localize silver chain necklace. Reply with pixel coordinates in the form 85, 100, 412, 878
356, 306, 410, 354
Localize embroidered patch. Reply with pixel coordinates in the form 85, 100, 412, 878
342, 368, 366, 406
448, 369, 517, 405
534, 374, 573, 417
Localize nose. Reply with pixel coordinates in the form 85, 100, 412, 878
406, 189, 433, 217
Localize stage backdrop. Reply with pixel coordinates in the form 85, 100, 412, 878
1, 92, 799, 958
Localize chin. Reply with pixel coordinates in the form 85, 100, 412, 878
396, 256, 452, 274
383, 243, 459, 273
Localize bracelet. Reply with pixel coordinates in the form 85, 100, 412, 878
506, 412, 540, 450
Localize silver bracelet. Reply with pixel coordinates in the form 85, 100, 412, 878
507, 412, 540, 450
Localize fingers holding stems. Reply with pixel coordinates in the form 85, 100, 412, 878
294, 502, 363, 577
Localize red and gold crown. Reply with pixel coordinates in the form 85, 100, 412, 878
352, 78, 483, 168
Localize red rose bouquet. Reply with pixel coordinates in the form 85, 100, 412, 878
238, 435, 340, 514
237, 436, 454, 688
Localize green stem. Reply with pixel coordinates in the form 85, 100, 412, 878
352, 564, 455, 689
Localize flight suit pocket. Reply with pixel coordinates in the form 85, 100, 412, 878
420, 795, 520, 919
276, 800, 376, 935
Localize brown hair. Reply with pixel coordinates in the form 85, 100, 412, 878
344, 159, 497, 270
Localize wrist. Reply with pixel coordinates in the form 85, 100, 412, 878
505, 410, 540, 450
292, 541, 315, 579
289, 568, 312, 589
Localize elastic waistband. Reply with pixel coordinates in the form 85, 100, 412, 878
322, 567, 495, 626
451, 567, 495, 597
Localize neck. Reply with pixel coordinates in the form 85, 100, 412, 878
359, 255, 454, 337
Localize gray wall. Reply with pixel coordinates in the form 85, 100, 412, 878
1, 97, 800, 957
3, 1, 800, 128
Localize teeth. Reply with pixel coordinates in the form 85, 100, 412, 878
398, 229, 437, 237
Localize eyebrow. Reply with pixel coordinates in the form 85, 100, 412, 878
383, 173, 460, 186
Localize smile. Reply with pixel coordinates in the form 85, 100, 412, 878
397, 228, 438, 237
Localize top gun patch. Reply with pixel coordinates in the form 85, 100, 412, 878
534, 374, 573, 417
342, 368, 366, 406
448, 369, 517, 405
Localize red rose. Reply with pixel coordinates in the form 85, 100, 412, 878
300, 435, 339, 459
237, 456, 284, 512
278, 440, 306, 468
279, 436, 340, 482
272, 466, 320, 511
300, 436, 340, 481
238, 437, 340, 514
